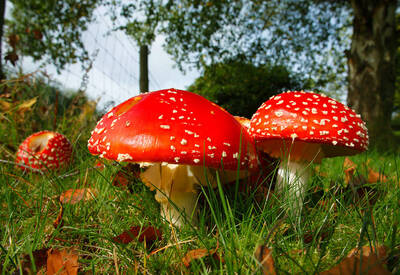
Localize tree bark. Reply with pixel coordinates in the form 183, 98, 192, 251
139, 44, 149, 93
347, 0, 397, 150
0, 0, 6, 80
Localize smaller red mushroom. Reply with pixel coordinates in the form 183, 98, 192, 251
249, 91, 369, 217
16, 131, 73, 171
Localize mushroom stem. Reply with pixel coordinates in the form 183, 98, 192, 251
140, 163, 216, 226
155, 189, 199, 226
276, 159, 310, 222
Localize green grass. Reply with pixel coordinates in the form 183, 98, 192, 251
1, 74, 400, 274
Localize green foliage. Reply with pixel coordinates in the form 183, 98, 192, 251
188, 60, 309, 118
6, 0, 103, 70
162, 0, 351, 91
109, 0, 167, 46
0, 72, 100, 159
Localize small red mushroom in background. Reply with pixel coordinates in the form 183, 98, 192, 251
16, 131, 73, 171
249, 91, 369, 217
88, 88, 259, 226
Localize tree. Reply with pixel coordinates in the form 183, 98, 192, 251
347, 0, 397, 150
189, 60, 308, 118
111, 0, 166, 93
2, 0, 102, 75
161, 0, 398, 150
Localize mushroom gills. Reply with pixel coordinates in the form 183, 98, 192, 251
140, 163, 217, 226
28, 132, 55, 153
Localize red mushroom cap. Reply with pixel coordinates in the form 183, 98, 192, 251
249, 91, 369, 162
88, 89, 257, 171
16, 131, 73, 170
234, 116, 251, 131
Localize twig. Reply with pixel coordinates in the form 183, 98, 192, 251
113, 246, 121, 275
57, 166, 102, 179
148, 239, 194, 257
0, 159, 44, 174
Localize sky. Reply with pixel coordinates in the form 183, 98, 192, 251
21, 8, 199, 111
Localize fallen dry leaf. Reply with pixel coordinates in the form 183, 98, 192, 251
254, 245, 276, 275
53, 203, 64, 228
17, 97, 37, 112
59, 188, 97, 204
368, 168, 388, 184
47, 248, 78, 275
112, 171, 130, 188
21, 248, 48, 274
343, 157, 357, 186
182, 244, 222, 268
342, 159, 379, 207
320, 245, 390, 275
113, 226, 162, 247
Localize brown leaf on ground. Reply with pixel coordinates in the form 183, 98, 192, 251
342, 159, 379, 207
59, 188, 97, 204
112, 171, 130, 188
368, 168, 388, 183
320, 245, 390, 275
21, 248, 48, 274
254, 245, 276, 275
343, 157, 357, 186
53, 203, 64, 228
113, 226, 162, 247
17, 97, 37, 113
182, 243, 222, 268
47, 248, 78, 275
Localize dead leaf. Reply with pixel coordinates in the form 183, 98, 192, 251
182, 245, 222, 268
59, 188, 97, 204
5, 51, 19, 66
343, 157, 357, 186
21, 248, 48, 274
113, 226, 162, 246
53, 203, 64, 228
254, 245, 276, 275
320, 245, 390, 275
47, 248, 78, 275
17, 97, 37, 112
368, 168, 388, 184
112, 171, 130, 188
0, 99, 11, 111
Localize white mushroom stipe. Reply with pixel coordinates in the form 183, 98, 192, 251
276, 160, 310, 220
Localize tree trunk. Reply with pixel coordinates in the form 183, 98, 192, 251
347, 0, 397, 150
0, 0, 6, 80
139, 44, 149, 93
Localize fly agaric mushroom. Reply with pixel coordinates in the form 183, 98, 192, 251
88, 89, 258, 225
16, 131, 73, 171
249, 91, 368, 216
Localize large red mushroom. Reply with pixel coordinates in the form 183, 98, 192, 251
88, 88, 258, 225
16, 131, 73, 171
249, 91, 368, 216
